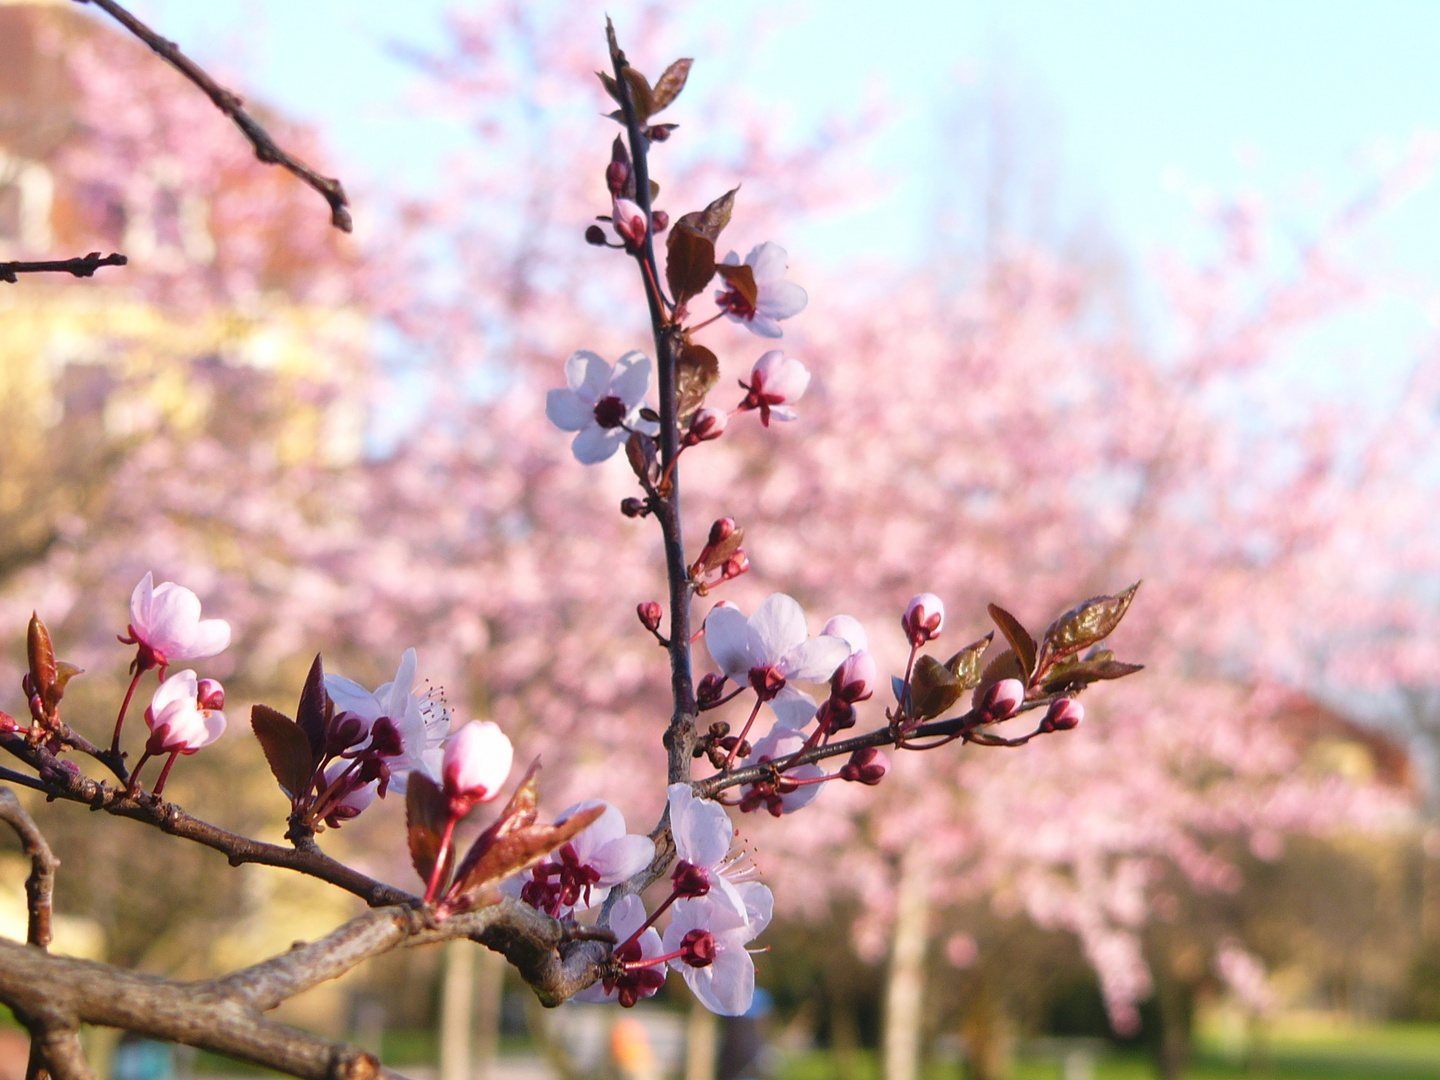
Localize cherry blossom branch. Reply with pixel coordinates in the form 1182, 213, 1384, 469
0, 790, 59, 949
70, 0, 352, 232
0, 254, 126, 283
606, 23, 698, 784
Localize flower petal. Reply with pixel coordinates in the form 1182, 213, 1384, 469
667, 784, 732, 869
747, 594, 809, 665
769, 687, 817, 730
688, 941, 755, 1016
704, 605, 754, 681
564, 350, 611, 399
780, 635, 852, 683
184, 618, 231, 660
608, 351, 652, 408
545, 388, 592, 432
590, 834, 656, 883
756, 280, 808, 321
571, 425, 625, 464
744, 242, 788, 283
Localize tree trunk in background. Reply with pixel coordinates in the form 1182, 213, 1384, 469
474, 946, 504, 1080
882, 843, 932, 1080
960, 984, 1013, 1080
686, 997, 718, 1080
439, 938, 475, 1080
830, 993, 859, 1080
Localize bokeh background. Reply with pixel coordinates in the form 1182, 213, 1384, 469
3, 1, 1440, 1078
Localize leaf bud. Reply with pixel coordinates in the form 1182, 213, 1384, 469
708, 518, 737, 546
620, 496, 650, 517
1041, 697, 1085, 732
696, 673, 726, 706
651, 209, 669, 233
606, 159, 631, 198
637, 601, 664, 633
584, 224, 608, 246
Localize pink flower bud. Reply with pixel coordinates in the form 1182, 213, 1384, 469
637, 601, 663, 633
651, 209, 669, 233
720, 551, 749, 580
831, 650, 877, 704
442, 721, 514, 810
902, 593, 945, 645
196, 678, 225, 711
0, 710, 17, 733
742, 351, 810, 425
840, 747, 889, 785
1041, 697, 1085, 732
696, 673, 725, 706
708, 518, 736, 546
979, 678, 1025, 721
821, 615, 869, 655
684, 407, 728, 445
612, 198, 648, 246
606, 159, 630, 197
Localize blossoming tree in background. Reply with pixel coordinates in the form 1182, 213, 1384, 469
0, 6, 1146, 1080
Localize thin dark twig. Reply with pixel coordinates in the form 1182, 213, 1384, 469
70, 0, 352, 232
0, 789, 60, 949
0, 254, 126, 284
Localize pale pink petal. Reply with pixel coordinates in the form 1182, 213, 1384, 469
704, 606, 753, 681
183, 618, 231, 660
545, 388, 592, 431
780, 635, 852, 683
571, 424, 625, 464
744, 242, 788, 282
746, 594, 808, 665
668, 784, 732, 869
608, 351, 652, 407
769, 687, 817, 729
590, 834, 655, 882
564, 350, 611, 400
756, 279, 808, 321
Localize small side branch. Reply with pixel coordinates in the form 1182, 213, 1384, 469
0, 789, 59, 949
29, 1028, 93, 1080
0, 254, 126, 284
71, 0, 352, 232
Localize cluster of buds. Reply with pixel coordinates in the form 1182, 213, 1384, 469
688, 518, 749, 594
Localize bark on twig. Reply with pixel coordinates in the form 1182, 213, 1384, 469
0, 789, 60, 948
71, 0, 352, 231
0, 254, 126, 283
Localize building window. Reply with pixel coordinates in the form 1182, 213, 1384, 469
0, 152, 54, 255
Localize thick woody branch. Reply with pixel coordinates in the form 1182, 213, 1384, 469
0, 789, 59, 948
28, 1029, 92, 1080
0, 254, 126, 283
70, 0, 352, 232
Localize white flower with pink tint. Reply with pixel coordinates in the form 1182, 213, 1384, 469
703, 593, 851, 718
144, 669, 225, 755
667, 783, 756, 920
442, 720, 514, 810
125, 572, 230, 673
715, 242, 808, 337
662, 883, 773, 1016
821, 615, 868, 655
740, 351, 810, 426
325, 649, 448, 795
902, 593, 945, 645
545, 350, 658, 464
518, 800, 655, 916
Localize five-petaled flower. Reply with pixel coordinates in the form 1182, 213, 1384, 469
715, 242, 808, 337
122, 572, 231, 676
546, 350, 658, 464
662, 884, 773, 1016
704, 593, 851, 724
325, 648, 448, 796
516, 800, 655, 917
143, 669, 226, 756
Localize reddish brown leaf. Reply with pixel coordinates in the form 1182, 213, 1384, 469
666, 225, 716, 306
1036, 583, 1141, 675
625, 431, 659, 487
251, 705, 317, 802
1040, 658, 1145, 695
650, 58, 693, 113
407, 773, 454, 894
944, 632, 994, 690
447, 805, 606, 911
294, 653, 331, 760
909, 655, 964, 720
675, 188, 738, 244
695, 527, 744, 576
714, 263, 756, 310
676, 342, 720, 419
970, 649, 1027, 709
987, 604, 1037, 682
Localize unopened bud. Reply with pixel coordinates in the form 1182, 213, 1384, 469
647, 123, 677, 143
696, 673, 725, 706
620, 496, 649, 518
637, 602, 663, 633
839, 747, 889, 785
685, 407, 728, 445
328, 712, 367, 753
816, 697, 856, 733
979, 678, 1025, 721
612, 198, 648, 246
831, 650, 877, 704
0, 710, 16, 733
902, 593, 945, 646
1041, 697, 1084, 732
196, 678, 225, 711
651, 209, 669, 233
708, 518, 737, 546
585, 224, 608, 246
721, 551, 749, 580
606, 159, 631, 197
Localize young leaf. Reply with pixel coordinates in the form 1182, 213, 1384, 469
1040, 657, 1145, 695
674, 187, 738, 244
714, 263, 756, 310
909, 655, 964, 720
406, 773, 455, 895
1036, 583, 1141, 674
694, 527, 744, 576
27, 612, 56, 705
987, 604, 1037, 681
625, 431, 659, 487
251, 705, 317, 802
446, 804, 606, 913
294, 653, 331, 760
650, 58, 693, 114
676, 342, 720, 419
666, 225, 716, 306
944, 632, 994, 690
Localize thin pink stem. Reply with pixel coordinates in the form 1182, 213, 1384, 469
125, 750, 154, 798
110, 668, 145, 756
723, 698, 765, 772
624, 947, 688, 969
423, 815, 460, 904
151, 749, 182, 797
617, 889, 679, 953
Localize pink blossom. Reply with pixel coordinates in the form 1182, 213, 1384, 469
978, 678, 1025, 721
715, 242, 808, 337
518, 799, 655, 916
703, 593, 851, 720
662, 884, 773, 1015
545, 350, 657, 464
611, 198, 648, 246
1041, 697, 1084, 731
831, 650, 878, 704
143, 669, 225, 756
902, 593, 945, 645
442, 720, 514, 810
125, 572, 230, 673
574, 894, 666, 1006
839, 746, 890, 786
667, 783, 756, 919
821, 615, 869, 654
740, 351, 810, 426
685, 407, 728, 444
325, 649, 448, 795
